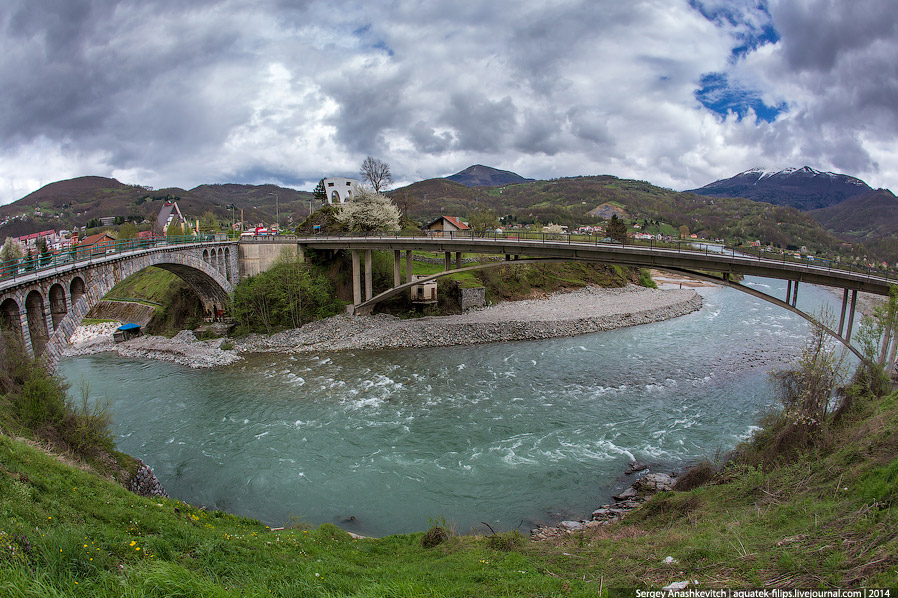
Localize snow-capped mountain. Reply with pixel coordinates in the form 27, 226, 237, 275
688, 166, 872, 210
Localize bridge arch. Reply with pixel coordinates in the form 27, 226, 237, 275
70, 276, 85, 304
31, 245, 236, 367
25, 290, 49, 356
48, 283, 67, 330
0, 297, 23, 346
353, 256, 868, 362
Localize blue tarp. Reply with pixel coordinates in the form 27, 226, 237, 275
117, 323, 141, 331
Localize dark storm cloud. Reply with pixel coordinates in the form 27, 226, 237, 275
441, 93, 518, 154
409, 122, 454, 154
771, 0, 898, 72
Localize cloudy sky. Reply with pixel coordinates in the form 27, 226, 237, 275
1, 0, 896, 205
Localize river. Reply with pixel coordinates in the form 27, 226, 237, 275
57, 277, 854, 537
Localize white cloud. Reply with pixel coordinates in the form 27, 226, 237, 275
0, 0, 896, 206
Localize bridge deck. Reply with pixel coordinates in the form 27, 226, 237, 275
274, 234, 896, 296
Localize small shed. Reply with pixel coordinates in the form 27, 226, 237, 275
410, 275, 437, 304
422, 216, 469, 237
113, 323, 142, 343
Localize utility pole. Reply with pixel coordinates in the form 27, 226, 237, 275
268, 192, 279, 233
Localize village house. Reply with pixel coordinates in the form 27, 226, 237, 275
16, 230, 57, 252
77, 232, 116, 256
423, 216, 470, 237
155, 201, 190, 235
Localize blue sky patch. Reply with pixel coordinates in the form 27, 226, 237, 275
688, 0, 780, 61
695, 72, 786, 122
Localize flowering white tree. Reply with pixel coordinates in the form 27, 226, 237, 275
335, 187, 400, 232
0, 237, 24, 262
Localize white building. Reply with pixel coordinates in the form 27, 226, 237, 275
323, 177, 361, 204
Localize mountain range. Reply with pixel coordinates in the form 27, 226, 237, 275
687, 166, 872, 210
1, 164, 894, 266
445, 164, 534, 188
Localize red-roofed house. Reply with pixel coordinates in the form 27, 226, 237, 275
16, 230, 56, 251
77, 232, 116, 256
423, 216, 469, 237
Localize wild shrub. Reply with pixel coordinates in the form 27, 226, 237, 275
232, 260, 343, 333
421, 517, 451, 548
748, 311, 850, 464
674, 460, 716, 491
421, 525, 449, 548
486, 530, 525, 552
0, 332, 115, 459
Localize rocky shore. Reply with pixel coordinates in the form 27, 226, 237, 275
531, 463, 678, 540
63, 284, 702, 366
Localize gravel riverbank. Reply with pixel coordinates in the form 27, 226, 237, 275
234, 284, 702, 355
63, 284, 702, 367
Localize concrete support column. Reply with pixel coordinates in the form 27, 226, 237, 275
791, 280, 799, 307
19, 309, 33, 357
838, 288, 849, 337
393, 250, 401, 288
364, 250, 373, 301
351, 250, 361, 306
880, 322, 894, 366
786, 280, 792, 304
845, 289, 858, 343
455, 252, 462, 270
444, 252, 451, 271
405, 250, 412, 284
887, 330, 898, 375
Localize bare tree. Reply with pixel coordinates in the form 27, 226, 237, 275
359, 156, 393, 193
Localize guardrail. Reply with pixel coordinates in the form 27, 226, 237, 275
243, 229, 898, 286
0, 235, 233, 286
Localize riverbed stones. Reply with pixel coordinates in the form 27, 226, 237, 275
612, 487, 638, 500
634, 473, 675, 492
531, 468, 680, 540
128, 462, 168, 498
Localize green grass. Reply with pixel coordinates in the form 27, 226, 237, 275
102, 268, 186, 305
0, 433, 603, 597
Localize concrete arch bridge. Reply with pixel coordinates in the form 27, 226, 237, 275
276, 232, 897, 363
0, 239, 238, 367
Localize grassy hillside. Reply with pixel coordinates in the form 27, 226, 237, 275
390, 176, 848, 259
0, 177, 311, 240
811, 189, 898, 266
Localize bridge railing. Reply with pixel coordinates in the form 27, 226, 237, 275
0, 234, 229, 285
253, 229, 898, 285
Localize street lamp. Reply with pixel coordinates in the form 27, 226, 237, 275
268, 192, 279, 233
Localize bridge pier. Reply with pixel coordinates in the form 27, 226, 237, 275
351, 250, 361, 305
405, 250, 412, 284
365, 250, 373, 301
393, 250, 401, 288
455, 252, 462, 270
887, 333, 898, 376
444, 252, 451, 272
791, 280, 799, 307
838, 288, 849, 336
845, 289, 858, 343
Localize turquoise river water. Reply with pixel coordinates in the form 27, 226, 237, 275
57, 277, 854, 537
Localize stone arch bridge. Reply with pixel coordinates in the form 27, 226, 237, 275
0, 241, 237, 366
